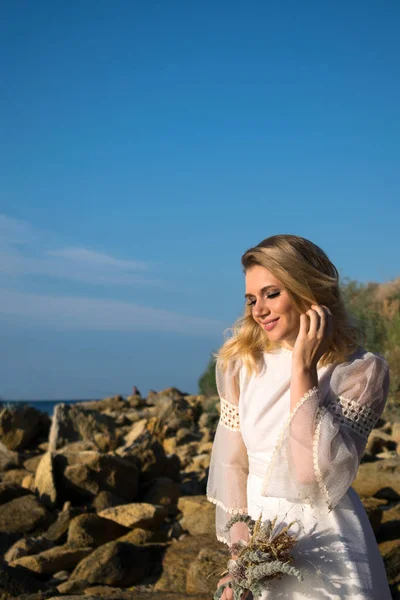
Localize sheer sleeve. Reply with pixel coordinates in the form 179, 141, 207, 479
206, 357, 249, 547
261, 350, 390, 514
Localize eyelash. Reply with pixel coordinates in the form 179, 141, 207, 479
247, 291, 280, 306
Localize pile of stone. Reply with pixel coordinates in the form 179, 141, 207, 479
0, 390, 399, 600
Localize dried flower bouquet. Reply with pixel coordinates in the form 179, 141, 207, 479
214, 513, 304, 600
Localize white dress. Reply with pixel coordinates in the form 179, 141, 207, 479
207, 346, 392, 599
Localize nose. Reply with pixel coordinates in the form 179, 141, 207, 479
253, 299, 270, 318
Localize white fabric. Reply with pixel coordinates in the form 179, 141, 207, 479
206, 347, 391, 598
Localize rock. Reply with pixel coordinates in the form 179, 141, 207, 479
143, 478, 181, 516
49, 403, 117, 452
2, 468, 31, 485
154, 534, 224, 593
51, 569, 70, 581
23, 453, 45, 473
22, 473, 35, 491
365, 430, 397, 456
178, 496, 215, 536
360, 497, 384, 535
92, 490, 129, 512
379, 540, 400, 585
176, 428, 202, 446
118, 433, 180, 483
0, 404, 47, 451
392, 422, 400, 445
0, 494, 51, 534
99, 503, 168, 530
118, 527, 168, 545
0, 556, 46, 597
34, 451, 58, 508
4, 535, 55, 563
50, 592, 211, 600
189, 453, 211, 471
10, 544, 93, 575
44, 505, 83, 543
67, 513, 130, 548
61, 452, 139, 503
186, 547, 227, 594
0, 482, 31, 505
379, 503, 400, 542
352, 458, 400, 499
69, 539, 152, 586
0, 440, 20, 471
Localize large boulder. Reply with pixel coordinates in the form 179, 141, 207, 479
44, 505, 83, 544
34, 451, 58, 508
0, 482, 31, 505
9, 544, 93, 575
142, 477, 181, 516
60, 452, 139, 503
178, 495, 215, 536
0, 404, 49, 451
154, 534, 225, 593
0, 494, 52, 534
186, 547, 227, 595
69, 539, 152, 586
67, 513, 130, 548
98, 502, 168, 530
5, 535, 55, 563
0, 441, 20, 471
352, 458, 400, 500
49, 403, 117, 452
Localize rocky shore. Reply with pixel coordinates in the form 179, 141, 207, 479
0, 390, 399, 600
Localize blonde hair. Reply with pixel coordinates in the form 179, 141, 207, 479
218, 234, 362, 373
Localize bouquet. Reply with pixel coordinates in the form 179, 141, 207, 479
214, 512, 304, 600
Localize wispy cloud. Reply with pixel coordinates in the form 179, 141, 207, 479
49, 247, 148, 271
0, 289, 225, 335
0, 214, 221, 335
0, 214, 158, 286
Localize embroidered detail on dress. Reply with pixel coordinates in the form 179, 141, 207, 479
313, 407, 333, 511
207, 495, 248, 514
327, 396, 380, 442
220, 397, 241, 431
261, 386, 319, 495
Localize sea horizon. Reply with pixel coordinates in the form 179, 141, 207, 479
0, 398, 103, 416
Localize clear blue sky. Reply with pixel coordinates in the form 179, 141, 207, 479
1, 1, 399, 399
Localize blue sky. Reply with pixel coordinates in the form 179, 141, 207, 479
1, 1, 399, 399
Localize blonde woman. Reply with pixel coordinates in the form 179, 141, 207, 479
207, 234, 391, 599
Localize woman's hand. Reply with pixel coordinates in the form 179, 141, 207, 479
217, 574, 233, 600
292, 304, 334, 371
216, 574, 251, 600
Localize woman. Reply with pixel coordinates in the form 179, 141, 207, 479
207, 234, 391, 599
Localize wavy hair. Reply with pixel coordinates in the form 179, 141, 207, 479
217, 234, 362, 373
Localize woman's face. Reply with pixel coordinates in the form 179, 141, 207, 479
245, 265, 300, 348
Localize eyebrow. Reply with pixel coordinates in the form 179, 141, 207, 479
244, 285, 278, 299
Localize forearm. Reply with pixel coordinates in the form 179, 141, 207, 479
289, 364, 319, 483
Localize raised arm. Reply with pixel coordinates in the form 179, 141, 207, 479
262, 350, 389, 512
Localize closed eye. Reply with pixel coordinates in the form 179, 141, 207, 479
246, 291, 280, 306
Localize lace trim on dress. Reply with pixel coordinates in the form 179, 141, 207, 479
217, 533, 230, 545
261, 386, 319, 495
220, 397, 241, 431
327, 395, 380, 442
207, 495, 248, 514
313, 407, 333, 511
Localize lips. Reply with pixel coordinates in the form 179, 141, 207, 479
262, 317, 280, 332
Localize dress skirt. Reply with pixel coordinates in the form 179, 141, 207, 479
246, 472, 391, 599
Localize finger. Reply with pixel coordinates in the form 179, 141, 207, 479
321, 305, 334, 339
306, 309, 320, 337
311, 304, 326, 334
298, 313, 308, 338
